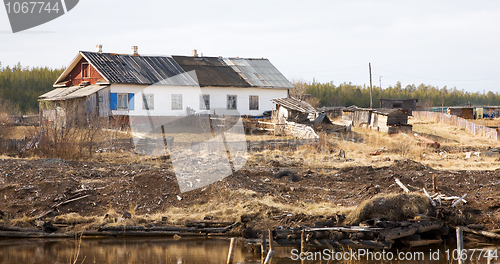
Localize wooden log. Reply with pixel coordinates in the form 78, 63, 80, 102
301, 230, 305, 253
272, 239, 392, 250
457, 227, 464, 264
379, 225, 418, 240
0, 225, 43, 233
263, 250, 275, 264
416, 221, 443, 233
185, 220, 235, 227
432, 174, 438, 193
98, 226, 146, 231
423, 188, 437, 207
338, 239, 393, 249
52, 194, 90, 208
268, 229, 273, 252
149, 222, 239, 233
395, 178, 409, 193
261, 230, 267, 264
461, 226, 500, 240
226, 238, 236, 264
452, 194, 467, 207
81, 230, 209, 237
0, 231, 75, 238
305, 226, 382, 232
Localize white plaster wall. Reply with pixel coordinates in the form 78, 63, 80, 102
110, 84, 288, 116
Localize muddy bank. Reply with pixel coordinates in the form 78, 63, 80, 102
0, 158, 499, 244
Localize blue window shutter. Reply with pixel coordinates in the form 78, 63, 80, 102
128, 93, 135, 110
110, 93, 117, 110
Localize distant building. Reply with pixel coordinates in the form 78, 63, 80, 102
341, 106, 411, 134
447, 107, 474, 120
379, 98, 418, 115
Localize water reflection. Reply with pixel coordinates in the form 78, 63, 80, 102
0, 237, 498, 264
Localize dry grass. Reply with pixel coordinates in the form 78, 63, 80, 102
250, 119, 500, 171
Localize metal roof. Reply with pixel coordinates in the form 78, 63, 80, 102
172, 56, 250, 87
80, 52, 198, 86
223, 58, 295, 89
53, 52, 294, 89
40, 85, 108, 101
271, 97, 317, 114
39, 86, 82, 99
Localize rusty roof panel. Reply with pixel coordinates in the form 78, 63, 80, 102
80, 52, 198, 86
224, 58, 294, 89
271, 97, 317, 114
172, 56, 250, 87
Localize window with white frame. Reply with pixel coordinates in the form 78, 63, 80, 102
172, 94, 182, 110
117, 93, 129, 109
200, 94, 210, 110
249, 95, 259, 110
143, 94, 154, 110
227, 95, 237, 110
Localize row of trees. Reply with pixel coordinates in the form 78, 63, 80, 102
1, 61, 499, 113
0, 62, 64, 114
292, 80, 500, 108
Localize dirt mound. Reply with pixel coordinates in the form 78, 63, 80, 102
345, 192, 433, 225
390, 159, 430, 171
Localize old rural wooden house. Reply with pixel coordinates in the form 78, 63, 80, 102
39, 46, 294, 125
379, 98, 418, 115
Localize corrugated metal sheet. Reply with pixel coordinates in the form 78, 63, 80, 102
172, 56, 250, 87
40, 85, 108, 100
39, 86, 82, 99
39, 88, 69, 99
223, 58, 295, 88
272, 97, 317, 114
81, 52, 198, 86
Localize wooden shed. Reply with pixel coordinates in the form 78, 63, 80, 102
341, 106, 372, 127
379, 98, 418, 115
447, 107, 474, 120
370, 109, 411, 134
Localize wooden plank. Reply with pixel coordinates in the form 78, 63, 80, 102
461, 226, 500, 240
408, 239, 442, 248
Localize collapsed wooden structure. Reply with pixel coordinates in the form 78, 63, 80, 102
253, 97, 351, 139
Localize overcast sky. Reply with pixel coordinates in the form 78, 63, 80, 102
1, 0, 500, 93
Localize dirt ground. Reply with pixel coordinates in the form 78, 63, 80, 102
0, 156, 499, 233
1, 118, 500, 235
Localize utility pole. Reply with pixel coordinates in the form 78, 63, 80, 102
369, 63, 373, 108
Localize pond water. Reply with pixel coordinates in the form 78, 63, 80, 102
0, 237, 498, 264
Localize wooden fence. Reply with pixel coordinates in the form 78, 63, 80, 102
413, 111, 498, 140
1, 138, 28, 152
